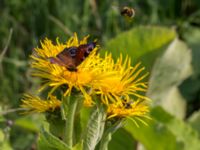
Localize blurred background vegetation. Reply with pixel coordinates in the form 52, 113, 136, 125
0, 0, 200, 149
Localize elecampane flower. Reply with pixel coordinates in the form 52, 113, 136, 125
91, 54, 150, 106
21, 94, 61, 113
24, 32, 151, 121
31, 33, 114, 105
107, 99, 150, 126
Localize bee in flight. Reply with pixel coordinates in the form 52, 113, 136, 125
49, 42, 97, 72
120, 6, 135, 19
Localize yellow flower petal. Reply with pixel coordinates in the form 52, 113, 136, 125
21, 94, 61, 113
91, 55, 150, 105
30, 33, 104, 103
107, 99, 150, 121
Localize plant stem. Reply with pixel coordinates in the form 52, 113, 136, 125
99, 132, 111, 150
64, 95, 78, 148
99, 121, 122, 150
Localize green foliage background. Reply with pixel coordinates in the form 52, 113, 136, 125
0, 0, 200, 149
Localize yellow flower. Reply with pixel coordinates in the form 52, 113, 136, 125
21, 94, 61, 113
26, 32, 151, 118
107, 99, 150, 126
91, 54, 150, 106
30, 33, 109, 105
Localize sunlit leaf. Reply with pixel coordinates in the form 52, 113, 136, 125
151, 107, 200, 150
147, 39, 192, 118
125, 115, 178, 150
125, 106, 200, 150
104, 26, 176, 71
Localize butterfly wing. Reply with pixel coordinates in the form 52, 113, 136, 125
49, 42, 96, 71
49, 57, 66, 66
75, 42, 96, 66
49, 47, 78, 70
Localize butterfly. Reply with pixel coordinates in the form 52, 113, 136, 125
49, 42, 96, 71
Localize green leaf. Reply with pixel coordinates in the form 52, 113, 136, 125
0, 129, 4, 143
108, 128, 136, 150
83, 107, 106, 150
15, 114, 44, 132
151, 107, 200, 150
73, 142, 83, 150
0, 129, 12, 150
46, 109, 65, 139
187, 110, 200, 137
98, 121, 122, 150
80, 107, 92, 135
37, 134, 57, 150
178, 77, 200, 102
125, 107, 200, 150
147, 39, 192, 118
104, 26, 176, 71
37, 128, 71, 150
179, 27, 200, 103
125, 116, 178, 150
0, 142, 12, 150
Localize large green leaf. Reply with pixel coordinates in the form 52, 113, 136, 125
125, 116, 178, 150
147, 39, 192, 119
104, 26, 176, 71
151, 107, 200, 150
125, 107, 200, 150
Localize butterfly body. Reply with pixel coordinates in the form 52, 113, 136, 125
49, 42, 96, 71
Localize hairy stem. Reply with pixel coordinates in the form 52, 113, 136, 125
63, 95, 78, 148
